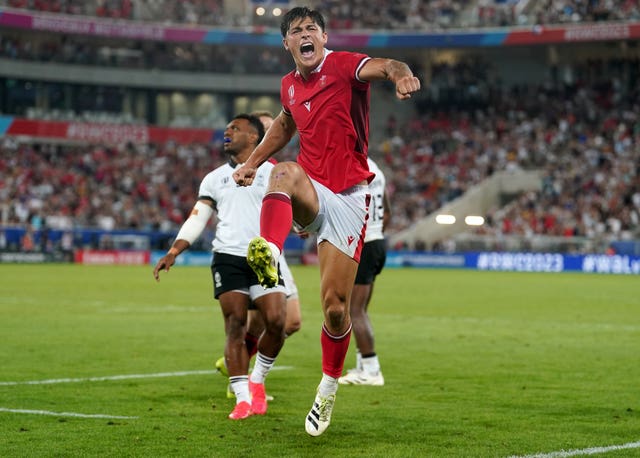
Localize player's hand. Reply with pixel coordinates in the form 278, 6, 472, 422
233, 165, 257, 186
153, 254, 175, 282
395, 76, 421, 100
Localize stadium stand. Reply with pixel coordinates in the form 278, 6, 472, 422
1, 1, 639, 257
3, 0, 639, 28
380, 54, 640, 251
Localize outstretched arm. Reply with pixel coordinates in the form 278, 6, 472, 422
358, 58, 421, 100
233, 111, 297, 186
153, 199, 214, 281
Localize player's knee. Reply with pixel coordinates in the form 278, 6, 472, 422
285, 316, 302, 336
262, 309, 286, 335
225, 312, 246, 337
270, 162, 303, 189
226, 321, 246, 341
284, 299, 302, 335
324, 302, 348, 330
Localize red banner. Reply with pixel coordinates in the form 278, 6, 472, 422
74, 250, 150, 265
3, 118, 214, 145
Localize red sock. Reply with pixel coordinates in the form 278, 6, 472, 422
245, 333, 259, 358
320, 324, 352, 378
260, 193, 292, 252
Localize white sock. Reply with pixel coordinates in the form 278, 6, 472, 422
249, 352, 275, 384
362, 354, 381, 375
356, 350, 363, 371
267, 241, 281, 261
318, 373, 339, 397
229, 375, 250, 404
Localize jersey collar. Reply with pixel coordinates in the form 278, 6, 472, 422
295, 48, 332, 79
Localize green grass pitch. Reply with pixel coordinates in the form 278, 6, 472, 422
0, 263, 638, 457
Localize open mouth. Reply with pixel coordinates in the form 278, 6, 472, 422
300, 43, 314, 58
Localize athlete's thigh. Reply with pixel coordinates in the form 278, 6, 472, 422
218, 290, 250, 323
281, 163, 319, 227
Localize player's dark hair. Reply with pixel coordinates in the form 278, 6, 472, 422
280, 6, 325, 37
233, 113, 265, 145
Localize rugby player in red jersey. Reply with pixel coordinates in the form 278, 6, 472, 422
233, 6, 420, 436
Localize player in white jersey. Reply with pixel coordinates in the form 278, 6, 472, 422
338, 158, 389, 386
215, 110, 303, 399
153, 114, 286, 421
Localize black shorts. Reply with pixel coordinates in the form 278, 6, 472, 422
355, 239, 387, 285
211, 252, 284, 302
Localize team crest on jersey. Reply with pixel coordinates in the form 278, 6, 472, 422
288, 84, 295, 105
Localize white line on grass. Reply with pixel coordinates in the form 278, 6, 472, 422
104, 305, 212, 313
0, 367, 293, 386
0, 407, 138, 420
510, 440, 640, 458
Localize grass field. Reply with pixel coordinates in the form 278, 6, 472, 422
0, 263, 638, 457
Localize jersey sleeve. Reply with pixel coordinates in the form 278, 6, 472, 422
335, 51, 371, 90
197, 170, 217, 203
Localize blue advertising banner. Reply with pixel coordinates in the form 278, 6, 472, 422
386, 251, 640, 275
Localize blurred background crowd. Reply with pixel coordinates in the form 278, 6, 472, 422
3, 0, 640, 28
0, 0, 639, 255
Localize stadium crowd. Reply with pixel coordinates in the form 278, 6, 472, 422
2, 0, 639, 28
533, 0, 640, 25
0, 138, 217, 235
1, 55, 638, 253
0, 32, 291, 75
1, 0, 640, 253
377, 57, 640, 247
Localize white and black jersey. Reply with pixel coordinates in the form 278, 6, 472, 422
199, 160, 274, 257
364, 158, 386, 243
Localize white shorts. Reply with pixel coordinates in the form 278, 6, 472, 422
300, 178, 370, 261
279, 255, 298, 299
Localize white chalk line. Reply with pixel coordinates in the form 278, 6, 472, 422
0, 407, 137, 420
0, 367, 293, 420
0, 367, 293, 386
509, 440, 640, 458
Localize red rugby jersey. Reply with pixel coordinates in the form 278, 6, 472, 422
281, 50, 375, 193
